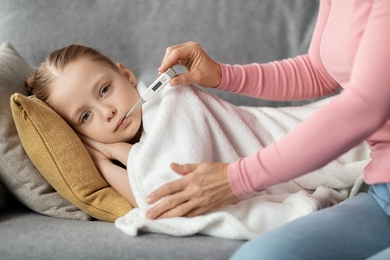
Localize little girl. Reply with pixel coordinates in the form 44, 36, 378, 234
26, 44, 142, 207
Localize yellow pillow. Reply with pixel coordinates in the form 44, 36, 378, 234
10, 93, 133, 222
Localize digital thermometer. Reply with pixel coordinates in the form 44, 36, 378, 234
125, 68, 176, 118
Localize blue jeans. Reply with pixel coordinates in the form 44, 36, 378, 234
230, 184, 390, 260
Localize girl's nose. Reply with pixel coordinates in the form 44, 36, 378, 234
105, 107, 116, 122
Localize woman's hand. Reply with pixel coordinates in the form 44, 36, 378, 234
145, 162, 240, 219
158, 41, 222, 88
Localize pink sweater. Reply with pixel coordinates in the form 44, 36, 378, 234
219, 0, 390, 198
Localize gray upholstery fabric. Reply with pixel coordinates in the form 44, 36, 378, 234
0, 0, 320, 259
1, 205, 244, 260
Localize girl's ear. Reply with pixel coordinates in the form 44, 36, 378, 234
116, 63, 137, 87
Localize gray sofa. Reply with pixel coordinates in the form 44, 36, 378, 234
0, 1, 320, 259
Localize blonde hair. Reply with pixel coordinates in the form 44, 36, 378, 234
26, 44, 118, 101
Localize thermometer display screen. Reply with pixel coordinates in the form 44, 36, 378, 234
152, 81, 163, 91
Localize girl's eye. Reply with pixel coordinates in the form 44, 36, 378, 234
81, 111, 91, 123
101, 84, 110, 97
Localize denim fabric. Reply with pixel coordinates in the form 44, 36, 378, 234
230, 192, 390, 260
369, 183, 390, 217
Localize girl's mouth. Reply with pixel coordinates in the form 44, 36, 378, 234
115, 117, 128, 131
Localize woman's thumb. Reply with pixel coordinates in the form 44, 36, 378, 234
170, 73, 193, 86
170, 162, 196, 175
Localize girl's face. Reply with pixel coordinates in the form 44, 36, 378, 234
47, 58, 142, 143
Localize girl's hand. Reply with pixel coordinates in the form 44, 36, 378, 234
82, 140, 109, 163
79, 135, 114, 159
158, 41, 222, 88
145, 162, 240, 219
79, 135, 131, 167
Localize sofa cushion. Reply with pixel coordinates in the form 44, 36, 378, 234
11, 93, 133, 222
0, 41, 90, 220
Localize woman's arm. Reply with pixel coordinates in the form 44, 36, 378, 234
217, 54, 340, 101
228, 0, 390, 197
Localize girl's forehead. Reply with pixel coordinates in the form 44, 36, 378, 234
61, 58, 120, 82
48, 61, 108, 105
66, 58, 106, 74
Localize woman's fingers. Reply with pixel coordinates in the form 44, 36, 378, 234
146, 163, 195, 204
146, 177, 185, 204
185, 204, 212, 218
170, 162, 197, 175
145, 180, 189, 219
145, 163, 197, 219
158, 199, 201, 219
145, 162, 240, 219
158, 41, 221, 87
158, 41, 195, 74
147, 193, 193, 219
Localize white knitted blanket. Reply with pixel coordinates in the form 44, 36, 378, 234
115, 82, 369, 240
